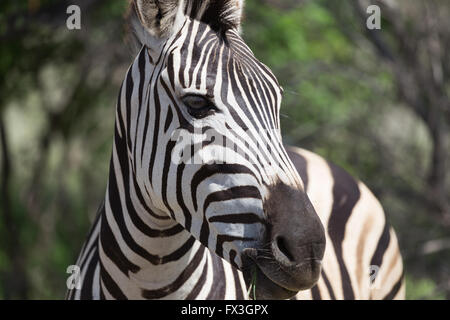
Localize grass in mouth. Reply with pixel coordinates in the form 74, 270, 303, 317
247, 265, 257, 300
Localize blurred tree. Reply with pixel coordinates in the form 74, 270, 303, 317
0, 0, 129, 298
352, 0, 450, 225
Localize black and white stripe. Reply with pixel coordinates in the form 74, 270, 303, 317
67, 0, 404, 300
289, 148, 404, 300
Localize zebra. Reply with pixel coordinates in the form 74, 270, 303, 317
66, 0, 405, 300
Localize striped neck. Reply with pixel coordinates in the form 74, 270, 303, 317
95, 90, 248, 299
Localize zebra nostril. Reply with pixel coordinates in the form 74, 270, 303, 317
274, 236, 295, 263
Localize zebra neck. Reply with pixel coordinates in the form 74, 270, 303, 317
98, 164, 247, 299
99, 181, 243, 299
99, 140, 223, 298
97, 91, 248, 299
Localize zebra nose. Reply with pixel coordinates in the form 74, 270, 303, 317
264, 182, 326, 267
270, 202, 326, 266
272, 235, 325, 266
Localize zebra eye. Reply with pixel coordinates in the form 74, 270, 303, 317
182, 95, 216, 118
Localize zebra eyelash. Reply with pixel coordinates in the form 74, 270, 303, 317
182, 94, 218, 119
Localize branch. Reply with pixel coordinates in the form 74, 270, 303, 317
420, 238, 450, 255
353, 0, 395, 62
0, 112, 29, 299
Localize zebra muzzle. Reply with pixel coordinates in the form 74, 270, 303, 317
242, 243, 324, 300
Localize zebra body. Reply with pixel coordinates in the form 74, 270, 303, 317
67, 0, 404, 300
289, 148, 404, 300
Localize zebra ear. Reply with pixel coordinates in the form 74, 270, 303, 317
133, 0, 182, 38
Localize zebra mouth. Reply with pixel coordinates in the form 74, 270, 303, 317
242, 248, 322, 300
242, 263, 299, 300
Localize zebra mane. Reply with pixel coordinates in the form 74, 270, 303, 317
126, 0, 244, 49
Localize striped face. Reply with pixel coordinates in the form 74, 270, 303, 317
129, 0, 326, 300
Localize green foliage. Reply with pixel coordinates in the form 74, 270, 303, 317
405, 274, 445, 300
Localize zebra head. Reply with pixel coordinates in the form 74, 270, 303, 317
128, 0, 325, 299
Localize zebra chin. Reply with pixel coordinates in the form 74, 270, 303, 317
241, 247, 323, 300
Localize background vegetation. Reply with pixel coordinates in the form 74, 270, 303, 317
0, 0, 449, 299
